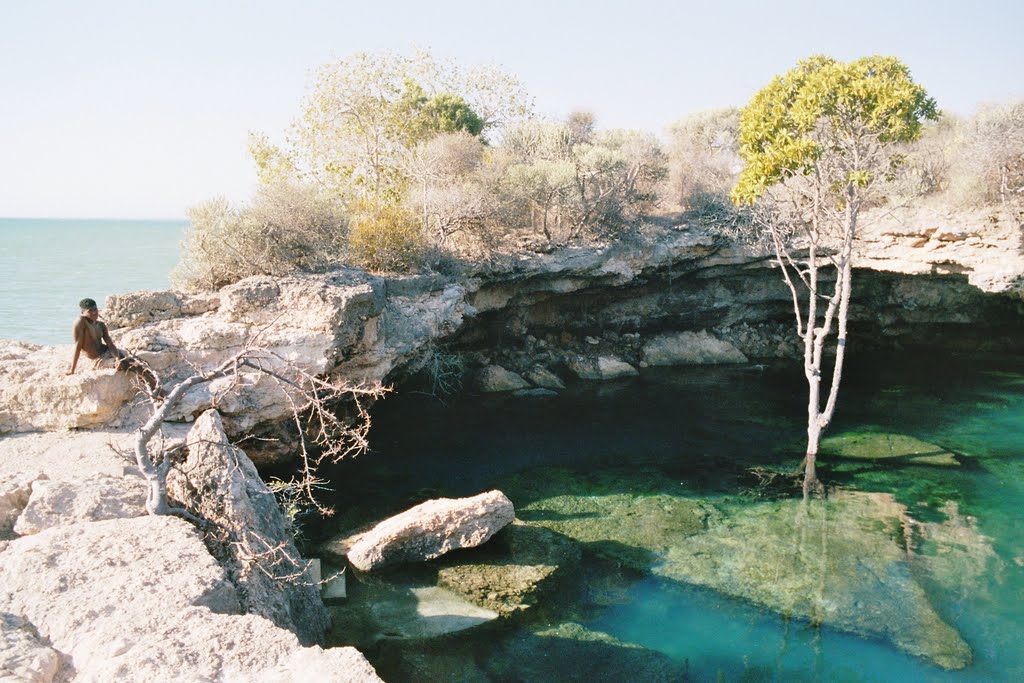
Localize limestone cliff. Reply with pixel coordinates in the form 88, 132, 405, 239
1, 209, 1021, 443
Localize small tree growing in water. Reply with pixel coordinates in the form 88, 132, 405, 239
730, 55, 937, 496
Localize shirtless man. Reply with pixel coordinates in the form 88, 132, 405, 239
68, 297, 163, 396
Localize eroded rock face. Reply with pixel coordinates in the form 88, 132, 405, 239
346, 491, 515, 572
166, 409, 330, 646
0, 342, 137, 434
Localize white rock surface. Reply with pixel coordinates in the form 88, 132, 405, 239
347, 490, 515, 572
167, 410, 330, 646
1, 612, 61, 683
0, 516, 381, 682
0, 472, 46, 534
13, 473, 146, 535
642, 330, 748, 366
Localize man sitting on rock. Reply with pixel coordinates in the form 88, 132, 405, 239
68, 297, 164, 397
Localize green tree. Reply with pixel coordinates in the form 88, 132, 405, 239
731, 55, 937, 495
261, 49, 530, 204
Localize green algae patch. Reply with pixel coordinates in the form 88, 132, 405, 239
434, 521, 582, 616
821, 431, 959, 466
486, 622, 687, 682
657, 490, 973, 670
506, 467, 714, 571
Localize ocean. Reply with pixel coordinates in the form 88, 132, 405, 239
0, 217, 186, 345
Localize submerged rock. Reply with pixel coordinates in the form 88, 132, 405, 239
658, 490, 973, 670
329, 583, 498, 648
346, 490, 515, 572
508, 467, 978, 670
821, 431, 959, 466
486, 621, 686, 682
435, 521, 582, 615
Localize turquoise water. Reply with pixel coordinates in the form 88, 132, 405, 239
322, 352, 1024, 682
0, 218, 185, 344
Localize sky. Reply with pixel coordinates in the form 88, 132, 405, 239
2, 0, 1022, 219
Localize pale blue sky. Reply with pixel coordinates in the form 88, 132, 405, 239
2, 0, 1022, 219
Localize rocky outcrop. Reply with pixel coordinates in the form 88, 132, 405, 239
167, 410, 330, 646
0, 516, 380, 681
4, 210, 1024, 440
345, 491, 515, 572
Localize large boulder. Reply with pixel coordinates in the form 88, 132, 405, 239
167, 409, 330, 646
476, 365, 530, 393
13, 473, 147, 535
346, 491, 515, 572
641, 330, 748, 366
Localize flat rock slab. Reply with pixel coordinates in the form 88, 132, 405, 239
821, 431, 959, 466
13, 473, 147, 535
346, 490, 515, 572
658, 491, 973, 670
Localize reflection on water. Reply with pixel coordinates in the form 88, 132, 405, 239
320, 351, 1024, 682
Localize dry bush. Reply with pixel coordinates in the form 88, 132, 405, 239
174, 181, 347, 291
666, 108, 742, 211
347, 201, 427, 272
946, 100, 1024, 207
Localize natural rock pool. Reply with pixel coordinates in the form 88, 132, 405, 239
315, 350, 1024, 681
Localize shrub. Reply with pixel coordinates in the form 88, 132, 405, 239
346, 201, 427, 272
666, 108, 742, 211
946, 100, 1024, 207
173, 181, 347, 291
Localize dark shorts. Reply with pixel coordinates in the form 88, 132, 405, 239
91, 347, 129, 370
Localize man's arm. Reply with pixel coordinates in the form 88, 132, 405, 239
68, 319, 84, 374
100, 322, 118, 355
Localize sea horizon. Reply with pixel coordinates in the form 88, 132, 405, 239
0, 217, 187, 345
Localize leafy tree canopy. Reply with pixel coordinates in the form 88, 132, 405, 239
731, 55, 938, 205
